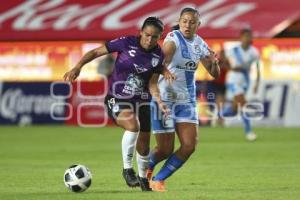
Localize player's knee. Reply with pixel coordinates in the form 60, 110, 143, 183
126, 126, 139, 132
123, 121, 140, 132
181, 143, 196, 155
136, 146, 149, 156
157, 147, 173, 159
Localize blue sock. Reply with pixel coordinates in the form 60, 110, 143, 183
220, 103, 235, 117
148, 152, 158, 170
153, 154, 185, 181
241, 112, 252, 134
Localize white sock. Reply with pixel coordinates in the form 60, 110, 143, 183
122, 130, 138, 169
136, 152, 150, 178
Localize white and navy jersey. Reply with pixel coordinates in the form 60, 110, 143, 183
158, 30, 210, 103
226, 44, 259, 71
225, 44, 260, 99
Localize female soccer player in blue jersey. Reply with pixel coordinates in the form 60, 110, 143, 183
64, 17, 173, 191
148, 8, 220, 192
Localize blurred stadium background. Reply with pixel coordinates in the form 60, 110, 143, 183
0, 1, 300, 199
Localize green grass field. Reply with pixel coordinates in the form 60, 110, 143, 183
0, 126, 299, 200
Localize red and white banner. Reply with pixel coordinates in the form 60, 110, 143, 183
1, 0, 299, 41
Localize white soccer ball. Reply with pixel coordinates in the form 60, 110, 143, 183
63, 164, 92, 192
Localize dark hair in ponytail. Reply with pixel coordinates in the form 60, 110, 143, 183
141, 17, 164, 33
172, 24, 180, 30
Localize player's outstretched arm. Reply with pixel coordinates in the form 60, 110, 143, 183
63, 45, 109, 82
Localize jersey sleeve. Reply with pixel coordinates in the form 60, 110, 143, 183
105, 36, 127, 53
163, 31, 179, 48
153, 54, 164, 74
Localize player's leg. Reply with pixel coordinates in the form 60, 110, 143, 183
149, 100, 175, 178
150, 134, 175, 171
116, 109, 141, 187
234, 94, 256, 141
104, 96, 140, 187
215, 84, 226, 126
220, 83, 236, 117
151, 104, 198, 192
135, 103, 152, 191
152, 123, 197, 181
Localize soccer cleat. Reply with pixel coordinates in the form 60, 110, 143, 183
150, 179, 167, 192
246, 132, 257, 142
137, 176, 152, 191
146, 169, 153, 181
122, 168, 140, 187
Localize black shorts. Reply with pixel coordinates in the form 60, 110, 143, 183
104, 95, 151, 132
212, 82, 226, 96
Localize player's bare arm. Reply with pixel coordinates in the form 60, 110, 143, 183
149, 73, 170, 114
254, 61, 261, 93
162, 41, 177, 84
201, 49, 220, 79
63, 45, 109, 82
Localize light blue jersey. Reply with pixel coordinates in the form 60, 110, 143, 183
158, 30, 209, 103
152, 30, 210, 133
225, 44, 259, 100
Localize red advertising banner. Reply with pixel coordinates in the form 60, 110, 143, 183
1, 0, 299, 41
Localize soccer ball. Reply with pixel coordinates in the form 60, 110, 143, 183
63, 164, 92, 192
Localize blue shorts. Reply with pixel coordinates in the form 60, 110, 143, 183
151, 100, 198, 134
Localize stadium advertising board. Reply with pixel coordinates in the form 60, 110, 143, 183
0, 39, 299, 126
1, 39, 300, 82
0, 82, 68, 125
0, 41, 104, 82
0, 81, 112, 126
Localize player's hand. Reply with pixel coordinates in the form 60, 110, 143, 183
157, 101, 170, 115
162, 68, 176, 84
63, 67, 81, 82
204, 49, 219, 64
202, 49, 220, 78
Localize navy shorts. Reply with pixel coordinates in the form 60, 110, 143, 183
151, 100, 198, 134
104, 95, 151, 132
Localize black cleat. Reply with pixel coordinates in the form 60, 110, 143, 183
122, 168, 140, 187
137, 176, 152, 191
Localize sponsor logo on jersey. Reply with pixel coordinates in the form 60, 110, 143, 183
122, 74, 144, 95
175, 61, 197, 71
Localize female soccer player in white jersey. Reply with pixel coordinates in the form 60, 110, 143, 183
221, 28, 260, 141
148, 7, 220, 192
